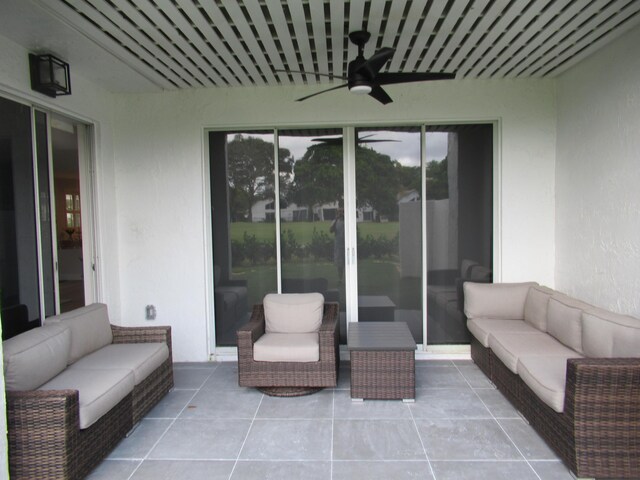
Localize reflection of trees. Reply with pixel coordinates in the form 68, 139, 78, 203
426, 158, 449, 200
227, 134, 292, 221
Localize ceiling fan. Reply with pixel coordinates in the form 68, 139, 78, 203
311, 133, 399, 145
280, 30, 456, 105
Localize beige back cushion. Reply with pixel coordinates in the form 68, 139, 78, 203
582, 309, 640, 358
263, 293, 324, 333
3, 323, 71, 390
463, 282, 538, 320
47, 303, 113, 364
523, 286, 555, 331
546, 296, 584, 353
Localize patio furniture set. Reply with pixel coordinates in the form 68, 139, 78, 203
3, 283, 640, 479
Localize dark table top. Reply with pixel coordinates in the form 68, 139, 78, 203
347, 322, 417, 351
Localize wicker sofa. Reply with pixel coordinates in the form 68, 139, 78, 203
3, 303, 174, 480
464, 282, 640, 479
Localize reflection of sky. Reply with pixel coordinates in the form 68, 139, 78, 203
237, 131, 450, 166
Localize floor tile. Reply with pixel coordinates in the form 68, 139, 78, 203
86, 459, 141, 480
430, 460, 539, 480
149, 419, 251, 460
200, 363, 240, 389
231, 460, 331, 479
416, 360, 454, 368
240, 419, 332, 461
498, 418, 557, 460
415, 366, 469, 388
416, 419, 522, 460
173, 362, 219, 370
333, 390, 412, 419
131, 460, 234, 480
456, 364, 493, 388
474, 388, 520, 418
333, 419, 426, 461
332, 460, 434, 479
335, 367, 351, 390
179, 387, 263, 419
172, 368, 214, 389
409, 388, 492, 419
529, 460, 576, 479
109, 419, 172, 459
145, 389, 197, 419
256, 390, 333, 419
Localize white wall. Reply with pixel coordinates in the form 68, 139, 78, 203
113, 78, 557, 360
556, 25, 640, 316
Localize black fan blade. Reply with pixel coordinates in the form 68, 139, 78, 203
368, 85, 393, 105
355, 47, 395, 79
296, 83, 348, 102
376, 71, 456, 85
274, 69, 348, 81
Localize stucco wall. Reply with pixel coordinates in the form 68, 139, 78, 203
556, 25, 640, 316
112, 79, 556, 360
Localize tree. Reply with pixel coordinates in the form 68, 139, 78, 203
354, 145, 399, 219
227, 134, 292, 221
425, 158, 449, 200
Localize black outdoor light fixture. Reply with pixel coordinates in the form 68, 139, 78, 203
29, 53, 71, 98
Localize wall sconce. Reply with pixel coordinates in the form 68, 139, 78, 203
29, 53, 71, 98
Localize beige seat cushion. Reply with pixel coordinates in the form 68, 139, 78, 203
517, 355, 582, 413
263, 293, 324, 334
489, 331, 578, 373
253, 332, 319, 362
582, 308, 640, 358
39, 367, 134, 429
523, 285, 555, 331
3, 323, 71, 391
467, 318, 540, 348
47, 303, 113, 364
463, 282, 538, 320
70, 343, 169, 385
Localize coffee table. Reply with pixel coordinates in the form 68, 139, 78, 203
347, 322, 416, 402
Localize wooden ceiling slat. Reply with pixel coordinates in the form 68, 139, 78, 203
219, 0, 278, 84
403, 1, 447, 72
347, 0, 367, 62
536, 2, 640, 77
470, 0, 553, 78
379, 0, 406, 59
431, 0, 489, 72
417, 0, 471, 72
309, 0, 329, 82
243, 1, 291, 84
265, 0, 305, 84
516, 0, 622, 77
287, 0, 317, 84
364, 0, 387, 59
484, 0, 568, 78
34, 0, 177, 89
388, 0, 429, 72
457, 0, 522, 77
444, 0, 512, 73
329, 0, 346, 78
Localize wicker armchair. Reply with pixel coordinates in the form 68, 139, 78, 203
237, 302, 339, 393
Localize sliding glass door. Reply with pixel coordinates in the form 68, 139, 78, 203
209, 123, 493, 348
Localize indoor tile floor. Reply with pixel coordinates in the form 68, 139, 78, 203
87, 360, 575, 480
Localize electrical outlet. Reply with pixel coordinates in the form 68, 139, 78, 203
145, 305, 157, 320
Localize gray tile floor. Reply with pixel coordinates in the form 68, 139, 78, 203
87, 360, 576, 480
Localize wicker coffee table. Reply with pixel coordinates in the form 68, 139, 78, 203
347, 322, 416, 402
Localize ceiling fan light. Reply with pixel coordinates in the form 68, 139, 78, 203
349, 84, 372, 95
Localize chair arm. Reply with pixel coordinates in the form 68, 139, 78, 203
111, 324, 173, 360
237, 305, 266, 351
565, 357, 640, 431
319, 302, 339, 361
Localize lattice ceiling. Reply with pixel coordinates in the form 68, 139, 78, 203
28, 0, 640, 91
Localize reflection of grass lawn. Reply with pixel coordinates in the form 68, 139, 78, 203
233, 258, 420, 309
231, 221, 399, 243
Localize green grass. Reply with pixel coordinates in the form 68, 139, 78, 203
231, 221, 399, 243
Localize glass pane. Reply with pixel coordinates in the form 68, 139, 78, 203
35, 111, 56, 317
426, 125, 493, 344
52, 120, 85, 312
0, 97, 42, 339
355, 127, 423, 343
278, 128, 346, 342
210, 131, 277, 346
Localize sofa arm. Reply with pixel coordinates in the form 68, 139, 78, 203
565, 357, 640, 476
111, 324, 172, 360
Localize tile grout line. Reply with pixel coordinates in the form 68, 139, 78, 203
227, 389, 264, 480
125, 365, 218, 480
408, 397, 436, 479
452, 362, 543, 480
